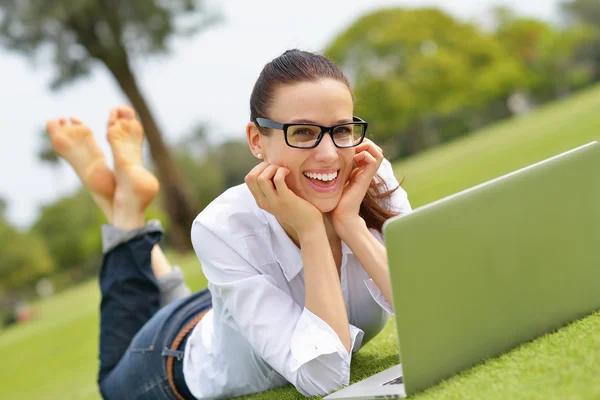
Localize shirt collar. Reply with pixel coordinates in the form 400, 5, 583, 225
261, 210, 304, 282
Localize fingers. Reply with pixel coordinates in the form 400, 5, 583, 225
353, 149, 378, 169
351, 150, 379, 188
354, 138, 383, 163
272, 167, 291, 197
245, 162, 292, 212
245, 162, 271, 209
257, 165, 280, 203
353, 139, 384, 183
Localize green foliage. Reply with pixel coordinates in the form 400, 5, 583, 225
395, 83, 600, 209
562, 0, 600, 29
0, 0, 219, 89
177, 149, 226, 211
0, 215, 54, 292
494, 13, 596, 99
31, 190, 105, 275
325, 8, 528, 155
175, 131, 257, 210
561, 0, 600, 82
207, 139, 258, 189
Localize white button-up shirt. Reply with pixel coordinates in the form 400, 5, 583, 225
183, 159, 412, 399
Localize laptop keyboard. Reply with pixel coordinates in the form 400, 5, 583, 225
382, 375, 404, 386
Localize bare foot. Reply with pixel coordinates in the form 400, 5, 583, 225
107, 105, 159, 230
46, 117, 115, 220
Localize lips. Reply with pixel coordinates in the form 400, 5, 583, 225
302, 170, 338, 182
302, 169, 340, 193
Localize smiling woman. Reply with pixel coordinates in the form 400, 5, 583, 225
52, 50, 412, 400
184, 49, 413, 399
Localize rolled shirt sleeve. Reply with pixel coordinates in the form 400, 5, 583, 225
290, 309, 364, 395
193, 222, 365, 397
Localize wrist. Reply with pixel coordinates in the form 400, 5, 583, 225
297, 219, 327, 242
334, 216, 368, 241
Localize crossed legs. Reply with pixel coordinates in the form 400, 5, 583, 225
46, 105, 192, 382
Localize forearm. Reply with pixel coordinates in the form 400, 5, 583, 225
338, 219, 394, 311
299, 223, 351, 353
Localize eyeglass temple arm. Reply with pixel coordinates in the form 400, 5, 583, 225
255, 118, 284, 130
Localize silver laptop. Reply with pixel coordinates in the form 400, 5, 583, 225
326, 141, 600, 399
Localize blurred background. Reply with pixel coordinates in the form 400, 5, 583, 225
1, 0, 599, 398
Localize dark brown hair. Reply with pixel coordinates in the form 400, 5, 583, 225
250, 49, 400, 232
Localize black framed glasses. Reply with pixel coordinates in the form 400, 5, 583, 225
255, 116, 368, 149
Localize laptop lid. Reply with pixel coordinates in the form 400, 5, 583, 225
383, 141, 600, 395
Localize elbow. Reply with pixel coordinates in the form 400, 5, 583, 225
293, 353, 350, 397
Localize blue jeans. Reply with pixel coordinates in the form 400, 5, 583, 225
97, 230, 211, 400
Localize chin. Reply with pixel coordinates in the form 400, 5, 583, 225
311, 198, 340, 214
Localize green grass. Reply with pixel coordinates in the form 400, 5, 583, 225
2, 84, 600, 400
394, 85, 600, 209
0, 253, 208, 400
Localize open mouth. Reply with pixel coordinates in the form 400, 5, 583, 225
302, 170, 340, 193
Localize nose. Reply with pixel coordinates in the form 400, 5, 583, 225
313, 133, 339, 163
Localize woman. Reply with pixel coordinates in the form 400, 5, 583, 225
187, 49, 411, 399
48, 49, 410, 400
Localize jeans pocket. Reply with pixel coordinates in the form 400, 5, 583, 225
129, 303, 174, 353
129, 333, 161, 353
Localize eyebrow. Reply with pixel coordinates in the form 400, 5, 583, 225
288, 118, 353, 125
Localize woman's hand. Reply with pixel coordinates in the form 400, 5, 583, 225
328, 139, 384, 235
245, 162, 323, 237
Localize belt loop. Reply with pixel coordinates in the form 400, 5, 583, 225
166, 309, 210, 400
162, 348, 185, 360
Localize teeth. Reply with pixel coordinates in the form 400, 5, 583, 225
303, 171, 338, 182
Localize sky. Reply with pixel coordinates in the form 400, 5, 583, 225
0, 0, 561, 229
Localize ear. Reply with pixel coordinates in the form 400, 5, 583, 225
246, 121, 264, 159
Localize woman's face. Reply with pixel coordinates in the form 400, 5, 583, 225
250, 79, 356, 213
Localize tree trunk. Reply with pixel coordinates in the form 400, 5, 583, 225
104, 58, 198, 252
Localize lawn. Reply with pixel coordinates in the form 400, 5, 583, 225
2, 84, 600, 400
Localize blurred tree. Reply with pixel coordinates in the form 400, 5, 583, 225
174, 128, 256, 211
31, 188, 168, 277
325, 8, 528, 156
177, 150, 225, 211
209, 139, 258, 188
494, 10, 595, 100
32, 190, 106, 277
0, 197, 6, 217
0, 205, 54, 293
0, 1, 220, 251
561, 0, 600, 82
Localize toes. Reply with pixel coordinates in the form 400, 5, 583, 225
46, 118, 67, 134
70, 117, 83, 125
108, 105, 136, 127
117, 104, 136, 120
46, 119, 61, 134
108, 108, 119, 127
120, 119, 143, 134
